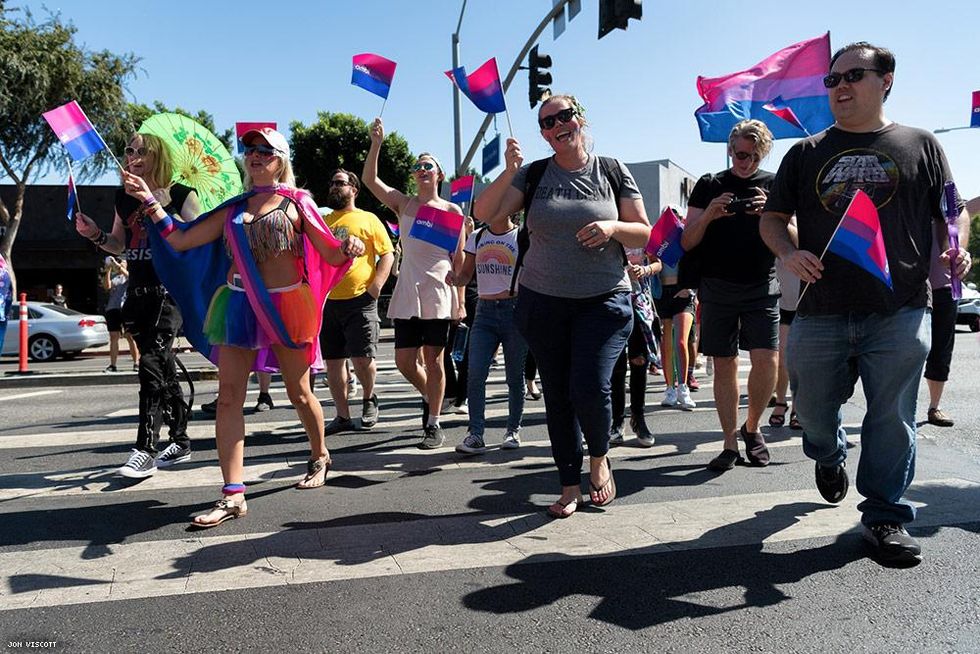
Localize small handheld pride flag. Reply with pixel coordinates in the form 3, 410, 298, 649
763, 96, 810, 136
826, 190, 892, 289
353, 53, 397, 116
450, 176, 475, 205
644, 207, 685, 267
410, 205, 464, 253
66, 169, 78, 222
42, 101, 108, 162
446, 58, 506, 114
971, 90, 980, 128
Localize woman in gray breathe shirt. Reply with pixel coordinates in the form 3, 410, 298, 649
474, 94, 652, 519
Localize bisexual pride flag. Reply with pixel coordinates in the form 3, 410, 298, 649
42, 101, 108, 162
446, 58, 507, 114
66, 170, 78, 222
971, 90, 980, 128
450, 175, 475, 205
695, 34, 834, 142
352, 53, 397, 100
644, 207, 685, 267
410, 205, 464, 253
826, 190, 892, 289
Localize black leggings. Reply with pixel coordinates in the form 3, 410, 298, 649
524, 351, 537, 382
925, 287, 957, 382
123, 291, 189, 453
611, 315, 651, 425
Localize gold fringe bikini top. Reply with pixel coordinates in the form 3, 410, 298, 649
225, 197, 305, 263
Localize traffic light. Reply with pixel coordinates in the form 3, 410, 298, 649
598, 0, 642, 40
528, 45, 553, 109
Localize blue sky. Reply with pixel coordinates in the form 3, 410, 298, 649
15, 0, 980, 199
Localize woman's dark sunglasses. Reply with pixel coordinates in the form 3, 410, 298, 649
244, 144, 280, 157
538, 107, 577, 130
411, 161, 436, 172
124, 146, 147, 157
823, 67, 883, 88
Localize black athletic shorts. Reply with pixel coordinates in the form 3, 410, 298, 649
320, 292, 379, 359
700, 299, 779, 357
393, 317, 451, 349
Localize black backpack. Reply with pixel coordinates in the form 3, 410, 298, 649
509, 156, 626, 296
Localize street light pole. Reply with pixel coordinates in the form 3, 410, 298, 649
934, 126, 974, 134
452, 0, 468, 174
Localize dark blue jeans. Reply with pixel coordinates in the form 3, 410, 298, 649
515, 286, 633, 487
787, 307, 930, 526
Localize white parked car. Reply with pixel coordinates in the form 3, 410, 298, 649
956, 282, 980, 333
2, 302, 109, 362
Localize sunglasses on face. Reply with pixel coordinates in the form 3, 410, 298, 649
732, 151, 760, 162
412, 161, 436, 172
538, 107, 577, 130
823, 67, 883, 88
124, 146, 148, 157
244, 144, 280, 157
329, 179, 352, 187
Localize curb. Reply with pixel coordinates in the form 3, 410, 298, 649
0, 368, 219, 389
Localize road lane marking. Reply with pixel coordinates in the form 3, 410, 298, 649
0, 390, 62, 403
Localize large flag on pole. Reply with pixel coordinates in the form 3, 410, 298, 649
644, 207, 685, 267
826, 190, 892, 289
445, 58, 507, 114
352, 53, 397, 100
971, 90, 980, 128
694, 34, 834, 141
410, 206, 464, 253
450, 175, 475, 205
42, 101, 108, 161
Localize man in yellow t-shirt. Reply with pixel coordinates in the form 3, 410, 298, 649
320, 169, 394, 434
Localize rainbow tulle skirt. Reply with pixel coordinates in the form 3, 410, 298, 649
204, 276, 319, 349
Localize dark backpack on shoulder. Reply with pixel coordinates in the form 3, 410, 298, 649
509, 156, 626, 296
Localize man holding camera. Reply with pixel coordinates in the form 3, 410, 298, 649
681, 119, 779, 472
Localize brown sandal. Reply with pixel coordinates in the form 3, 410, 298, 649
191, 496, 247, 529
296, 456, 331, 489
547, 496, 581, 519
768, 402, 788, 427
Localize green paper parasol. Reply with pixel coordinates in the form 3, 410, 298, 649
138, 113, 242, 212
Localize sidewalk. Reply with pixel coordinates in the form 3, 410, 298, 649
0, 328, 397, 390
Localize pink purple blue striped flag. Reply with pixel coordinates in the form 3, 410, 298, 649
410, 205, 464, 252
450, 176, 475, 204
827, 190, 891, 289
42, 101, 107, 161
352, 53, 397, 100
445, 58, 506, 114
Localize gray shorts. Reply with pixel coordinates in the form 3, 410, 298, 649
700, 299, 779, 357
319, 292, 379, 359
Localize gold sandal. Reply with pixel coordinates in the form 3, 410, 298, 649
192, 496, 247, 529
296, 456, 331, 489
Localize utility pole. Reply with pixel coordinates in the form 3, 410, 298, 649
451, 0, 468, 174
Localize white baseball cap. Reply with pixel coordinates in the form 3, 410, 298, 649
241, 127, 290, 156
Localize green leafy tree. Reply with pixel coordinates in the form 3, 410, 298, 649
290, 112, 416, 224
0, 6, 138, 286
116, 101, 235, 154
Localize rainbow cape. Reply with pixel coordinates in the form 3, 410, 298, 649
147, 184, 351, 371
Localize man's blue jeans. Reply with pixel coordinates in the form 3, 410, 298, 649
466, 297, 528, 438
515, 286, 633, 487
787, 307, 930, 526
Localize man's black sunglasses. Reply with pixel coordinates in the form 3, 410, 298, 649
538, 107, 577, 130
823, 67, 884, 89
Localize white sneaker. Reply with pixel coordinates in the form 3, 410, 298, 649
677, 384, 696, 410
501, 430, 521, 449
453, 399, 468, 415
661, 386, 678, 407
118, 449, 156, 478
455, 432, 486, 455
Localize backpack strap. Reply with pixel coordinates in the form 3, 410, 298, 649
597, 156, 628, 265
510, 158, 550, 296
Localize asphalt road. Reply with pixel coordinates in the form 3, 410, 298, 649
1, 328, 979, 653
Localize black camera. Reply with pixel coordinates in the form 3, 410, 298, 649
726, 197, 755, 213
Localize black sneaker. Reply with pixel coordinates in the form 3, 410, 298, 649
155, 442, 191, 468
361, 394, 379, 429
609, 422, 625, 446
419, 424, 444, 449
254, 392, 274, 412
118, 449, 156, 478
630, 413, 655, 447
815, 461, 849, 503
324, 415, 356, 436
200, 398, 218, 414
863, 523, 922, 566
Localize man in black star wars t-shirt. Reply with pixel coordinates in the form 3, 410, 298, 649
682, 119, 779, 474
761, 42, 972, 565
